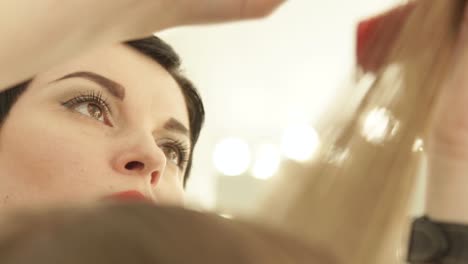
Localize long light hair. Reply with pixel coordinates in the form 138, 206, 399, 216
257, 1, 465, 263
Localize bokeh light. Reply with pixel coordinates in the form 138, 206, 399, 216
412, 138, 424, 152
251, 144, 281, 180
281, 123, 320, 161
213, 138, 251, 176
361, 108, 399, 144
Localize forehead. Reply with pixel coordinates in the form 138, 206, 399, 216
33, 44, 189, 127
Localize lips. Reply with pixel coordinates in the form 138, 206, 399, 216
104, 190, 154, 203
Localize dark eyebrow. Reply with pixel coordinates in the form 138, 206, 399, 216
164, 118, 189, 137
52, 71, 125, 100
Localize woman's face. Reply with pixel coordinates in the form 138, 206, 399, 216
0, 44, 190, 209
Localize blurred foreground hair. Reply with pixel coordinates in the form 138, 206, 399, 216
257, 1, 466, 263
0, 203, 335, 264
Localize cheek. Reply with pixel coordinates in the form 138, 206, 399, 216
155, 169, 185, 205
0, 109, 107, 205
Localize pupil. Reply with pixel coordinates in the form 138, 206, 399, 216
88, 103, 102, 119
168, 149, 177, 161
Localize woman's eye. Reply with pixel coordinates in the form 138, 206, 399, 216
61, 91, 113, 126
162, 146, 180, 165
157, 139, 189, 170
74, 102, 105, 122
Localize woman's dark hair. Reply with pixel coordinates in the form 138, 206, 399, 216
0, 36, 204, 185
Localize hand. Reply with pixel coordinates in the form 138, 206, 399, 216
170, 0, 285, 24
0, 0, 285, 89
426, 15, 468, 223
123, 0, 286, 38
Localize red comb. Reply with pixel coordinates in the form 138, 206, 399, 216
357, 3, 416, 72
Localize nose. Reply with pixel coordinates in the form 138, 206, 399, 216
111, 138, 166, 188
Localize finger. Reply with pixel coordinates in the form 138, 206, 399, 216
176, 0, 285, 25
239, 0, 286, 19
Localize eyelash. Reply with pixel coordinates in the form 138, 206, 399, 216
61, 90, 112, 125
159, 139, 190, 169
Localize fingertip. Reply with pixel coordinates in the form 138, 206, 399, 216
242, 0, 286, 19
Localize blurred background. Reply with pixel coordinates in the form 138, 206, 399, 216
159, 0, 413, 215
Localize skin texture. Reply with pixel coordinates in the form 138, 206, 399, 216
426, 6, 468, 223
0, 44, 190, 210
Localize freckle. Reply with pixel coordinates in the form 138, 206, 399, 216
3, 195, 9, 204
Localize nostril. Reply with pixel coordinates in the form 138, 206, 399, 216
150, 171, 160, 185
125, 161, 145, 171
